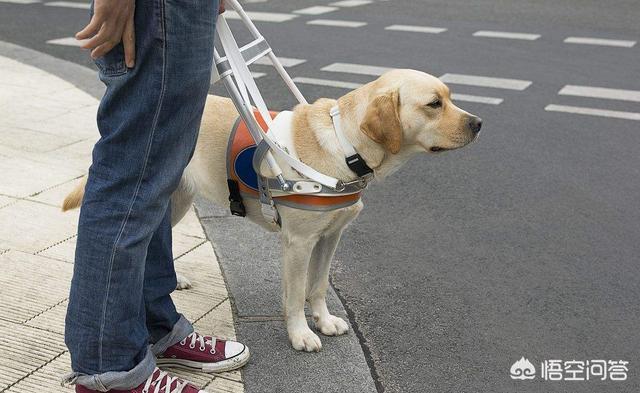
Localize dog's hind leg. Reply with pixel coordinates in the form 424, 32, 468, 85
281, 230, 323, 352
170, 175, 196, 226
306, 231, 349, 336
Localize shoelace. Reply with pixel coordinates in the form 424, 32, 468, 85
180, 332, 216, 354
142, 370, 188, 393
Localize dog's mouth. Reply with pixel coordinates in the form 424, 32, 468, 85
429, 146, 448, 152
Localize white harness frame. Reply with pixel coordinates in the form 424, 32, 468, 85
213, 0, 369, 224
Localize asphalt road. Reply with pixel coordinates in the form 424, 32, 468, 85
1, 0, 639, 392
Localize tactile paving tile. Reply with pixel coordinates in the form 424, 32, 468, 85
203, 376, 245, 393
0, 320, 66, 392
38, 236, 76, 264
0, 200, 79, 253
194, 299, 237, 341
174, 208, 207, 239
172, 243, 229, 323
26, 300, 68, 335
172, 233, 207, 260
0, 251, 72, 323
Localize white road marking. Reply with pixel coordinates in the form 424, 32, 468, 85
293, 77, 503, 104
294, 6, 337, 15
0, 0, 39, 4
451, 93, 503, 105
559, 85, 640, 103
330, 0, 372, 7
473, 30, 540, 41
254, 57, 306, 67
440, 73, 532, 90
224, 11, 298, 23
545, 104, 640, 121
385, 24, 447, 34
251, 72, 266, 79
564, 37, 636, 48
292, 77, 363, 89
46, 37, 87, 47
45, 1, 89, 8
307, 19, 367, 28
321, 62, 392, 76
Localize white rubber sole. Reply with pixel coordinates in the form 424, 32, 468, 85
156, 347, 251, 373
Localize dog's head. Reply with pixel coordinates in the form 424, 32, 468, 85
358, 69, 482, 155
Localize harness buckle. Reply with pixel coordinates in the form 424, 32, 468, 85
336, 172, 373, 191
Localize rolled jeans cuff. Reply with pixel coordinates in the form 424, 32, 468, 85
62, 348, 156, 391
151, 314, 194, 356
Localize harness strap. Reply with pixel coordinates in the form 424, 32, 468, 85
330, 106, 374, 178
227, 179, 246, 217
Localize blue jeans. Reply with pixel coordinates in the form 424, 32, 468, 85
64, 0, 219, 390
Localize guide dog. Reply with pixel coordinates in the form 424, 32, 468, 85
63, 69, 482, 352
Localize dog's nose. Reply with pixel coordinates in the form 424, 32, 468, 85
468, 116, 482, 134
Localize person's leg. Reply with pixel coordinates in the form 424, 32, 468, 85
143, 203, 193, 349
64, 0, 219, 389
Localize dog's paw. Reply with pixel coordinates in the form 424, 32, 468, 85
314, 314, 349, 336
175, 273, 192, 290
289, 327, 322, 352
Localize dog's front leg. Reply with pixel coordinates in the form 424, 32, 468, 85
307, 231, 349, 336
282, 232, 323, 352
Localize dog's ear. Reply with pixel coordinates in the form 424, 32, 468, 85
360, 90, 402, 154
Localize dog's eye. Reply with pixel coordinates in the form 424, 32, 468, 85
426, 99, 442, 109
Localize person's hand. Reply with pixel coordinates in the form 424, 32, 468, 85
76, 0, 136, 68
219, 0, 225, 14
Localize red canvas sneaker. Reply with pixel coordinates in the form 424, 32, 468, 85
75, 368, 205, 393
156, 332, 250, 373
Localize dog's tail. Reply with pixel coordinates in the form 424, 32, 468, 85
62, 176, 87, 212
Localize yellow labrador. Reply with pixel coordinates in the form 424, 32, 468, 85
64, 69, 482, 352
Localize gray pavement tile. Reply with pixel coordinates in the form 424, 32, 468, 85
236, 320, 376, 393
200, 215, 346, 318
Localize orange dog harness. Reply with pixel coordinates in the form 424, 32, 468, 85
226, 111, 363, 214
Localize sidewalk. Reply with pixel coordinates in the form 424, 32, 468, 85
0, 53, 243, 392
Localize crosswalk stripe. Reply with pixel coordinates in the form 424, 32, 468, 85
45, 1, 89, 8
46, 37, 86, 46
385, 25, 447, 34
329, 0, 372, 6
224, 11, 297, 23
294, 6, 337, 15
559, 85, 640, 103
321, 62, 391, 76
0, 0, 39, 4
451, 93, 503, 105
473, 30, 540, 41
440, 73, 532, 90
292, 77, 363, 89
545, 104, 640, 121
293, 77, 503, 104
307, 19, 367, 28
564, 37, 636, 48
254, 57, 306, 67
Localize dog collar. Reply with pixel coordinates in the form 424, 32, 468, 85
330, 106, 375, 181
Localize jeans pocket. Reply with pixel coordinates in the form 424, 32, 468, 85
94, 43, 128, 77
